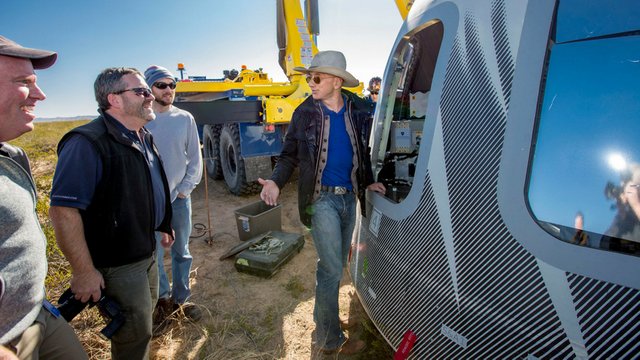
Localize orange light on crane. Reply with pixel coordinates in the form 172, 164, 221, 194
177, 63, 186, 81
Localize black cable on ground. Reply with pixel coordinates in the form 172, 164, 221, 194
190, 223, 209, 239
189, 222, 236, 244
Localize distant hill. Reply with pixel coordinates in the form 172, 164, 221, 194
35, 115, 96, 123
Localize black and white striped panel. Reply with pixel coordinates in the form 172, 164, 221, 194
357, 0, 569, 357
358, 175, 456, 358
491, 0, 514, 106
568, 274, 640, 358
435, 5, 571, 357
356, 0, 640, 358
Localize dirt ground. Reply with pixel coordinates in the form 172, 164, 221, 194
148, 176, 394, 359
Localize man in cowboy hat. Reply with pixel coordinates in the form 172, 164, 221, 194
259, 50, 386, 355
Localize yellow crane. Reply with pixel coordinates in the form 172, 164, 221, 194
394, 0, 414, 20
174, 0, 411, 195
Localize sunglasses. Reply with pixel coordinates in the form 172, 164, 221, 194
370, 91, 379, 95
114, 87, 153, 97
306, 74, 325, 84
153, 82, 177, 90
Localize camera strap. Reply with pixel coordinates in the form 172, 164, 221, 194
43, 299, 61, 318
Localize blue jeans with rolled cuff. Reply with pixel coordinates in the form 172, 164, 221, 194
310, 191, 356, 350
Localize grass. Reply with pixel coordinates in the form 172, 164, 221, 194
284, 276, 306, 299
8, 119, 112, 357
9, 119, 90, 293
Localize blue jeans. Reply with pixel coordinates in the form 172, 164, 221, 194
156, 196, 193, 303
310, 191, 356, 350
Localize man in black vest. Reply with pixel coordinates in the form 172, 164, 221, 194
49, 67, 174, 360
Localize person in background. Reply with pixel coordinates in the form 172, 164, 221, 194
0, 35, 87, 360
49, 67, 174, 360
258, 50, 386, 355
602, 163, 640, 253
365, 76, 381, 104
570, 211, 589, 246
144, 65, 203, 328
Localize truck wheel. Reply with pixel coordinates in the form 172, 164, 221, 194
202, 125, 223, 180
220, 124, 260, 195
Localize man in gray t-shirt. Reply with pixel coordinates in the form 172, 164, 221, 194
144, 65, 203, 329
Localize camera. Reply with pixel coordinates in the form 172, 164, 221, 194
57, 288, 126, 339
605, 181, 622, 201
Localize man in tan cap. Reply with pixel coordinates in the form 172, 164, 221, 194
0, 35, 87, 359
259, 50, 385, 355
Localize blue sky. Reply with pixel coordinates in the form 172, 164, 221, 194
2, 1, 402, 118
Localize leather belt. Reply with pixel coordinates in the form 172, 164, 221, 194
321, 185, 351, 195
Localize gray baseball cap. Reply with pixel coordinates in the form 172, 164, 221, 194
0, 35, 57, 69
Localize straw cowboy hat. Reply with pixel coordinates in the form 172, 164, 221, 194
294, 50, 359, 87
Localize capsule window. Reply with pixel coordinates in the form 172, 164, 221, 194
527, 1, 640, 256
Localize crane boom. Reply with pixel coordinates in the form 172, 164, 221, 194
173, 0, 363, 195
277, 0, 320, 80
394, 0, 414, 20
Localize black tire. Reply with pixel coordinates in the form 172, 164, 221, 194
219, 124, 261, 195
202, 125, 223, 180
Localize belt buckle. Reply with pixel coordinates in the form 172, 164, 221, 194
335, 186, 347, 195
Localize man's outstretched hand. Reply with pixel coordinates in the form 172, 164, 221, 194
258, 178, 280, 206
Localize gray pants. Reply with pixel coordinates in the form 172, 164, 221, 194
99, 255, 158, 360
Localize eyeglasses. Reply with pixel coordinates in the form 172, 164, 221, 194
370, 91, 379, 95
306, 74, 324, 84
153, 82, 176, 90
114, 87, 153, 97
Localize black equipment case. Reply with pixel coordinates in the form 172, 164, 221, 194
234, 231, 304, 278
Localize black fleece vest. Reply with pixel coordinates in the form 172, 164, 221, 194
58, 116, 172, 267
